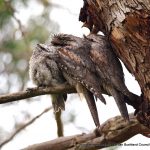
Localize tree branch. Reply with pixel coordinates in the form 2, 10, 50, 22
0, 83, 108, 105
0, 84, 75, 104
0, 106, 52, 149
23, 114, 150, 150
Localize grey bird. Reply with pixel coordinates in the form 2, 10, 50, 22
29, 34, 140, 128
29, 44, 67, 112
51, 34, 140, 122
29, 41, 101, 127
51, 34, 107, 127
87, 34, 140, 121
29, 37, 102, 128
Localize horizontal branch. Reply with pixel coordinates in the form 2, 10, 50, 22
0, 84, 75, 104
23, 114, 150, 150
0, 84, 109, 105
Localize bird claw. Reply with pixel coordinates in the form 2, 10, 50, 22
26, 87, 35, 92
26, 86, 44, 92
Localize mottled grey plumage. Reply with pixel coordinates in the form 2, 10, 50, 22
52, 34, 105, 104
52, 34, 105, 127
62, 72, 100, 127
29, 44, 67, 112
29, 44, 65, 86
29, 40, 101, 127
29, 33, 139, 128
52, 34, 131, 121
87, 34, 130, 120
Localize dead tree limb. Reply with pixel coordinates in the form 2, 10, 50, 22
0, 85, 75, 104
22, 114, 150, 150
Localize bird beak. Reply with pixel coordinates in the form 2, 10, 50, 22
37, 43, 50, 52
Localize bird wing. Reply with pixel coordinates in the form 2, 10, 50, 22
56, 46, 106, 104
88, 35, 128, 94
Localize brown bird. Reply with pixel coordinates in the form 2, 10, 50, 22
51, 34, 137, 122
87, 34, 139, 121
29, 34, 140, 128
52, 34, 105, 128
29, 40, 101, 127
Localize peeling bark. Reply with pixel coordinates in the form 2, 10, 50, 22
79, 0, 150, 128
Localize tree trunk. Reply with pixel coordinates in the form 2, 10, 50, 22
79, 0, 150, 128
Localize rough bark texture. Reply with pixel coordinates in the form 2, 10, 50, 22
79, 0, 150, 128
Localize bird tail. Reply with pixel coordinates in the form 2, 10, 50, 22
76, 83, 100, 127
110, 88, 129, 121
51, 94, 67, 113
83, 88, 100, 127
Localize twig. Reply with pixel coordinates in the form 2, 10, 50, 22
0, 106, 52, 148
0, 85, 75, 104
23, 114, 150, 150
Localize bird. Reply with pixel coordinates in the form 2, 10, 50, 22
87, 34, 140, 120
51, 34, 109, 128
51, 34, 106, 103
29, 36, 102, 128
29, 43, 67, 112
29, 33, 140, 129
51, 34, 140, 122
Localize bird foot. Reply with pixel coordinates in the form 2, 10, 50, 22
26, 87, 36, 92
26, 86, 44, 92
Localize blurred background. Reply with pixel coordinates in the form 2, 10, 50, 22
0, 0, 149, 150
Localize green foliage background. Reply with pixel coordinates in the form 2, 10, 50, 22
0, 0, 59, 94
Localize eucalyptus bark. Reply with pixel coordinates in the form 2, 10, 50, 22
79, 0, 150, 128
